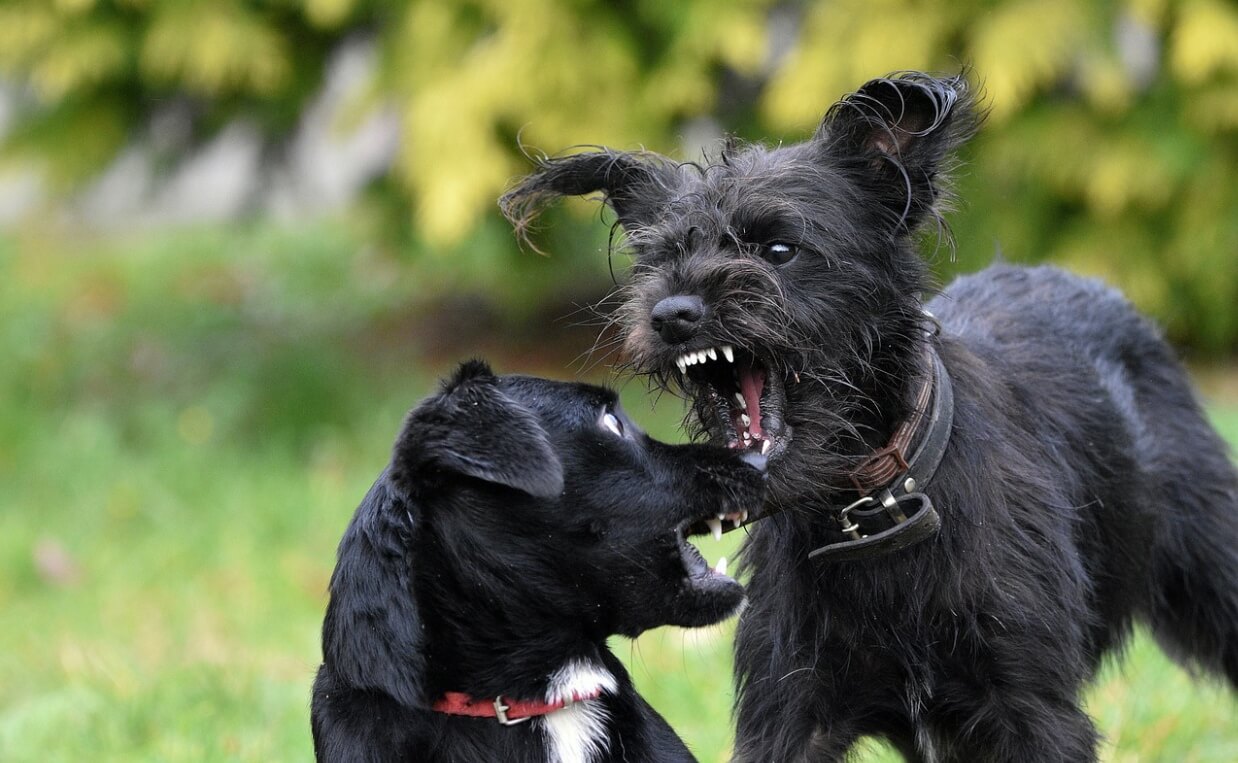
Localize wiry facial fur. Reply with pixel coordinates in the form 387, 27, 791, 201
502, 72, 1238, 761
504, 73, 980, 512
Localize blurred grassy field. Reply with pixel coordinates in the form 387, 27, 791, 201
0, 224, 1235, 762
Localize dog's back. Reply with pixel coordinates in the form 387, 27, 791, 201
936, 264, 1238, 682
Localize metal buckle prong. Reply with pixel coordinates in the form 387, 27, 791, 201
878, 488, 909, 523
838, 496, 876, 539
493, 697, 531, 726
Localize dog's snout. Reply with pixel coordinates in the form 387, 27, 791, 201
650, 295, 706, 344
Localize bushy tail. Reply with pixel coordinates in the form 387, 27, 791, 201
1133, 349, 1238, 688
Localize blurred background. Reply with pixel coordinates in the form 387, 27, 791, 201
0, 1, 1235, 760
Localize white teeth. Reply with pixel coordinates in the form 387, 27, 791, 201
706, 517, 723, 541
714, 556, 728, 575
740, 413, 751, 428
741, 510, 749, 523
734, 393, 747, 410
732, 514, 743, 529
676, 346, 738, 373
742, 431, 752, 444
678, 350, 721, 370
761, 439, 772, 455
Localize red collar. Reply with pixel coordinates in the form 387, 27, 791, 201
431, 687, 606, 726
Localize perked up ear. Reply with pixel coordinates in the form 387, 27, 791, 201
390, 360, 564, 500
500, 150, 679, 246
816, 72, 981, 231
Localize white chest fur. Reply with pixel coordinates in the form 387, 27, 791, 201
539, 660, 618, 763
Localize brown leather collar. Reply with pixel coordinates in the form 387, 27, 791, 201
807, 343, 953, 561
720, 337, 954, 562
848, 361, 937, 496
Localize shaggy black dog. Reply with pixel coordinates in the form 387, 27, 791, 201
501, 73, 1238, 760
311, 360, 766, 762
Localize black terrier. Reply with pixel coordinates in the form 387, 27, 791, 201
501, 73, 1238, 761
311, 360, 766, 762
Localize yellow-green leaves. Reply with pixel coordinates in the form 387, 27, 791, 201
0, 0, 1234, 349
764, 0, 955, 130
141, 2, 291, 96
972, 0, 1087, 122
1171, 0, 1238, 85
383, 0, 774, 244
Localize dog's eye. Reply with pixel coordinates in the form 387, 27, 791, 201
760, 242, 799, 266
600, 411, 624, 437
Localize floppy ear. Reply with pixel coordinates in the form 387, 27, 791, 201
816, 73, 980, 231
321, 475, 426, 708
500, 150, 679, 244
390, 360, 564, 500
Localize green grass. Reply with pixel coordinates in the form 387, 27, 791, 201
1, 224, 1235, 761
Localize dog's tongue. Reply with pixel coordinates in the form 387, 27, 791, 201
739, 365, 764, 438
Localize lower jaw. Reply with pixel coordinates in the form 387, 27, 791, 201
756, 432, 790, 460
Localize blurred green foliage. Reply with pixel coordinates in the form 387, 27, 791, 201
0, 0, 1236, 351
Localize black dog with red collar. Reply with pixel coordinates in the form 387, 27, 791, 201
311, 361, 766, 762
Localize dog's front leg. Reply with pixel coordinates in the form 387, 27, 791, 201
730, 660, 861, 762
924, 679, 1100, 762
731, 602, 861, 762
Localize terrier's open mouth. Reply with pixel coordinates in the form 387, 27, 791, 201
673, 344, 790, 458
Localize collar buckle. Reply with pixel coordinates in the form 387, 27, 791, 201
809, 343, 954, 562
493, 697, 532, 726
812, 489, 940, 562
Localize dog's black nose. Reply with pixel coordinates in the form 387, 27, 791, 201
739, 451, 768, 473
650, 295, 705, 344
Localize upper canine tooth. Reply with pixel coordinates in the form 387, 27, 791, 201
706, 518, 723, 541
676, 357, 687, 373
722, 345, 734, 364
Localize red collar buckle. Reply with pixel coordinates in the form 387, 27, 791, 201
431, 687, 605, 726
492, 696, 531, 726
